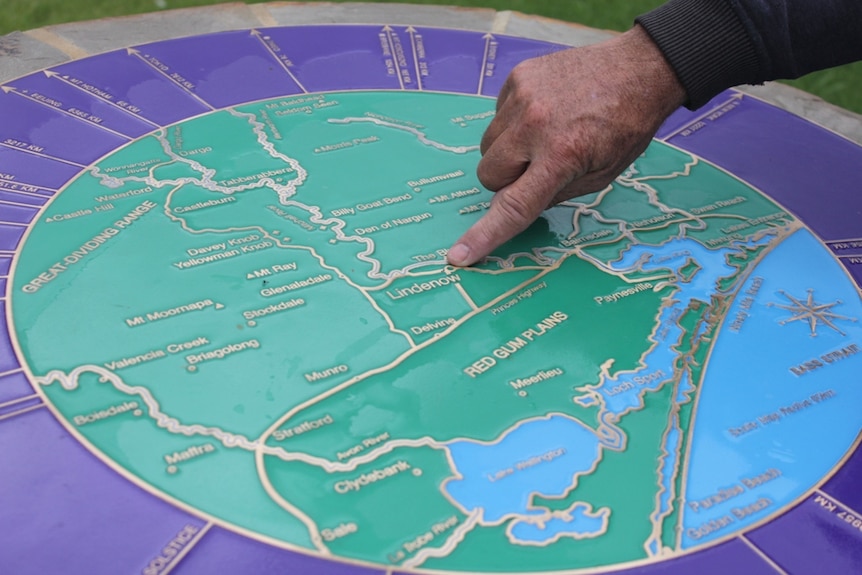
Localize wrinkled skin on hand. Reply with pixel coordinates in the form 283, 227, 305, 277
447, 25, 686, 267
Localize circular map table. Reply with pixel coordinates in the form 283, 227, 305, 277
2, 4, 862, 575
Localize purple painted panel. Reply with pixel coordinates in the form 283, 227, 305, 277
826, 238, 862, 257
823, 444, 862, 511
0, 304, 19, 372
0, 202, 39, 224
843, 259, 862, 285
0, 90, 125, 166
0, 147, 77, 189
0, 146, 81, 194
408, 28, 487, 95
0, 254, 12, 275
257, 25, 409, 93
0, 175, 59, 196
665, 94, 862, 241
8, 72, 157, 138
50, 50, 211, 126
0, 371, 36, 407
390, 539, 775, 575
653, 92, 731, 140
0, 189, 49, 206
596, 539, 774, 575
0, 408, 208, 575
0, 395, 40, 419
134, 30, 305, 109
747, 494, 862, 574
173, 526, 386, 575
480, 35, 566, 96
0, 223, 26, 251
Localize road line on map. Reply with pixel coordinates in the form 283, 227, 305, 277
37, 366, 266, 451
160, 522, 213, 575
292, 244, 416, 346
0, 402, 44, 422
255, 261, 566, 447
327, 116, 479, 154
738, 534, 790, 574
401, 511, 481, 568
455, 283, 479, 311
630, 158, 699, 182
254, 448, 329, 554
0, 220, 29, 228
365, 267, 456, 291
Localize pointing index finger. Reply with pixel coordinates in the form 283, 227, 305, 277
448, 163, 569, 266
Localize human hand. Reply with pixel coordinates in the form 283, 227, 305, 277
447, 25, 686, 266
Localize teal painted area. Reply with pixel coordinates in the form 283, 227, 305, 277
11, 90, 861, 571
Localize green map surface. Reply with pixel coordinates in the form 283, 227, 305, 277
11, 90, 804, 571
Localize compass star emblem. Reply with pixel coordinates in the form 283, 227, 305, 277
768, 289, 858, 337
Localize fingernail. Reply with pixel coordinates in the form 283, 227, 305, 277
448, 243, 471, 266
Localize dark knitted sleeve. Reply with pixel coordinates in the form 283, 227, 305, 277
636, 0, 862, 109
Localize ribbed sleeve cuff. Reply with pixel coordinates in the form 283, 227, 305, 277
636, 0, 763, 109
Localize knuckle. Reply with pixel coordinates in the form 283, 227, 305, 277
493, 189, 540, 228
476, 158, 496, 189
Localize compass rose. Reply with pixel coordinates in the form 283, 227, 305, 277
768, 289, 858, 337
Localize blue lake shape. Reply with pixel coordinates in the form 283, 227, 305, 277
444, 415, 603, 527
507, 502, 609, 545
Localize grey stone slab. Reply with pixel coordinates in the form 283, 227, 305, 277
739, 82, 862, 146
38, 3, 263, 54
262, 1, 496, 30
502, 11, 616, 46
0, 31, 71, 83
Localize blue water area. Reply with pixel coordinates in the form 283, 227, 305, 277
444, 415, 602, 525
584, 236, 777, 419
508, 502, 608, 544
682, 229, 862, 548
591, 301, 680, 417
